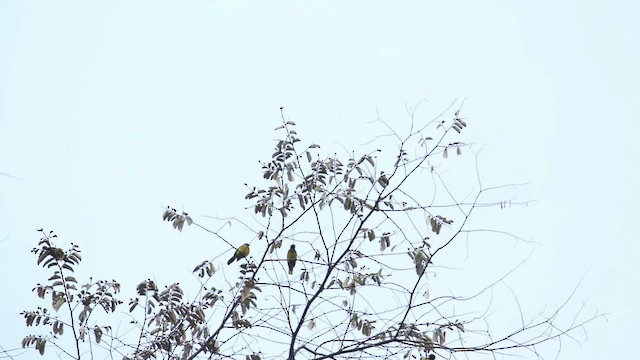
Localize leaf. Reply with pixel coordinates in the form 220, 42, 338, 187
37, 339, 45, 355
62, 264, 74, 272
377, 174, 388, 187
173, 218, 184, 231
24, 313, 35, 327
307, 318, 316, 330
193, 261, 206, 273
366, 156, 375, 166
52, 297, 65, 312
94, 326, 103, 344
181, 344, 192, 360
434, 328, 446, 345
79, 308, 88, 323
37, 252, 48, 265
168, 310, 177, 323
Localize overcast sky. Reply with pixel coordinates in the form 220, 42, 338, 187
1, 1, 638, 359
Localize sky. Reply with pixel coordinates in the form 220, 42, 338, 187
1, 1, 639, 359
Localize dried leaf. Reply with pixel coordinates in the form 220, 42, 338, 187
94, 326, 102, 344
37, 339, 45, 355
52, 297, 65, 312
307, 318, 316, 330
366, 156, 375, 166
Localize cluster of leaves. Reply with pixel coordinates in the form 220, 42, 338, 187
126, 280, 220, 359
20, 230, 230, 359
21, 229, 120, 357
427, 215, 453, 235
162, 207, 193, 232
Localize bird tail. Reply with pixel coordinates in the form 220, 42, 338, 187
227, 257, 234, 265
289, 269, 293, 275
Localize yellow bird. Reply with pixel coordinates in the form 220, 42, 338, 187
48, 247, 65, 260
287, 244, 297, 275
227, 243, 250, 265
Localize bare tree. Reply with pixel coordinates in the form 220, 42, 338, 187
17, 104, 600, 360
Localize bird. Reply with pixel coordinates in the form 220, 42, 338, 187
287, 244, 297, 275
48, 247, 65, 260
227, 243, 250, 265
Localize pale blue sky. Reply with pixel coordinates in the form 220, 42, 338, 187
1, 1, 638, 359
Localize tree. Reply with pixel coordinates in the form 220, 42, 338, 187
17, 105, 599, 359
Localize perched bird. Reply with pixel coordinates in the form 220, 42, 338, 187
48, 247, 65, 260
287, 244, 297, 275
227, 243, 250, 265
